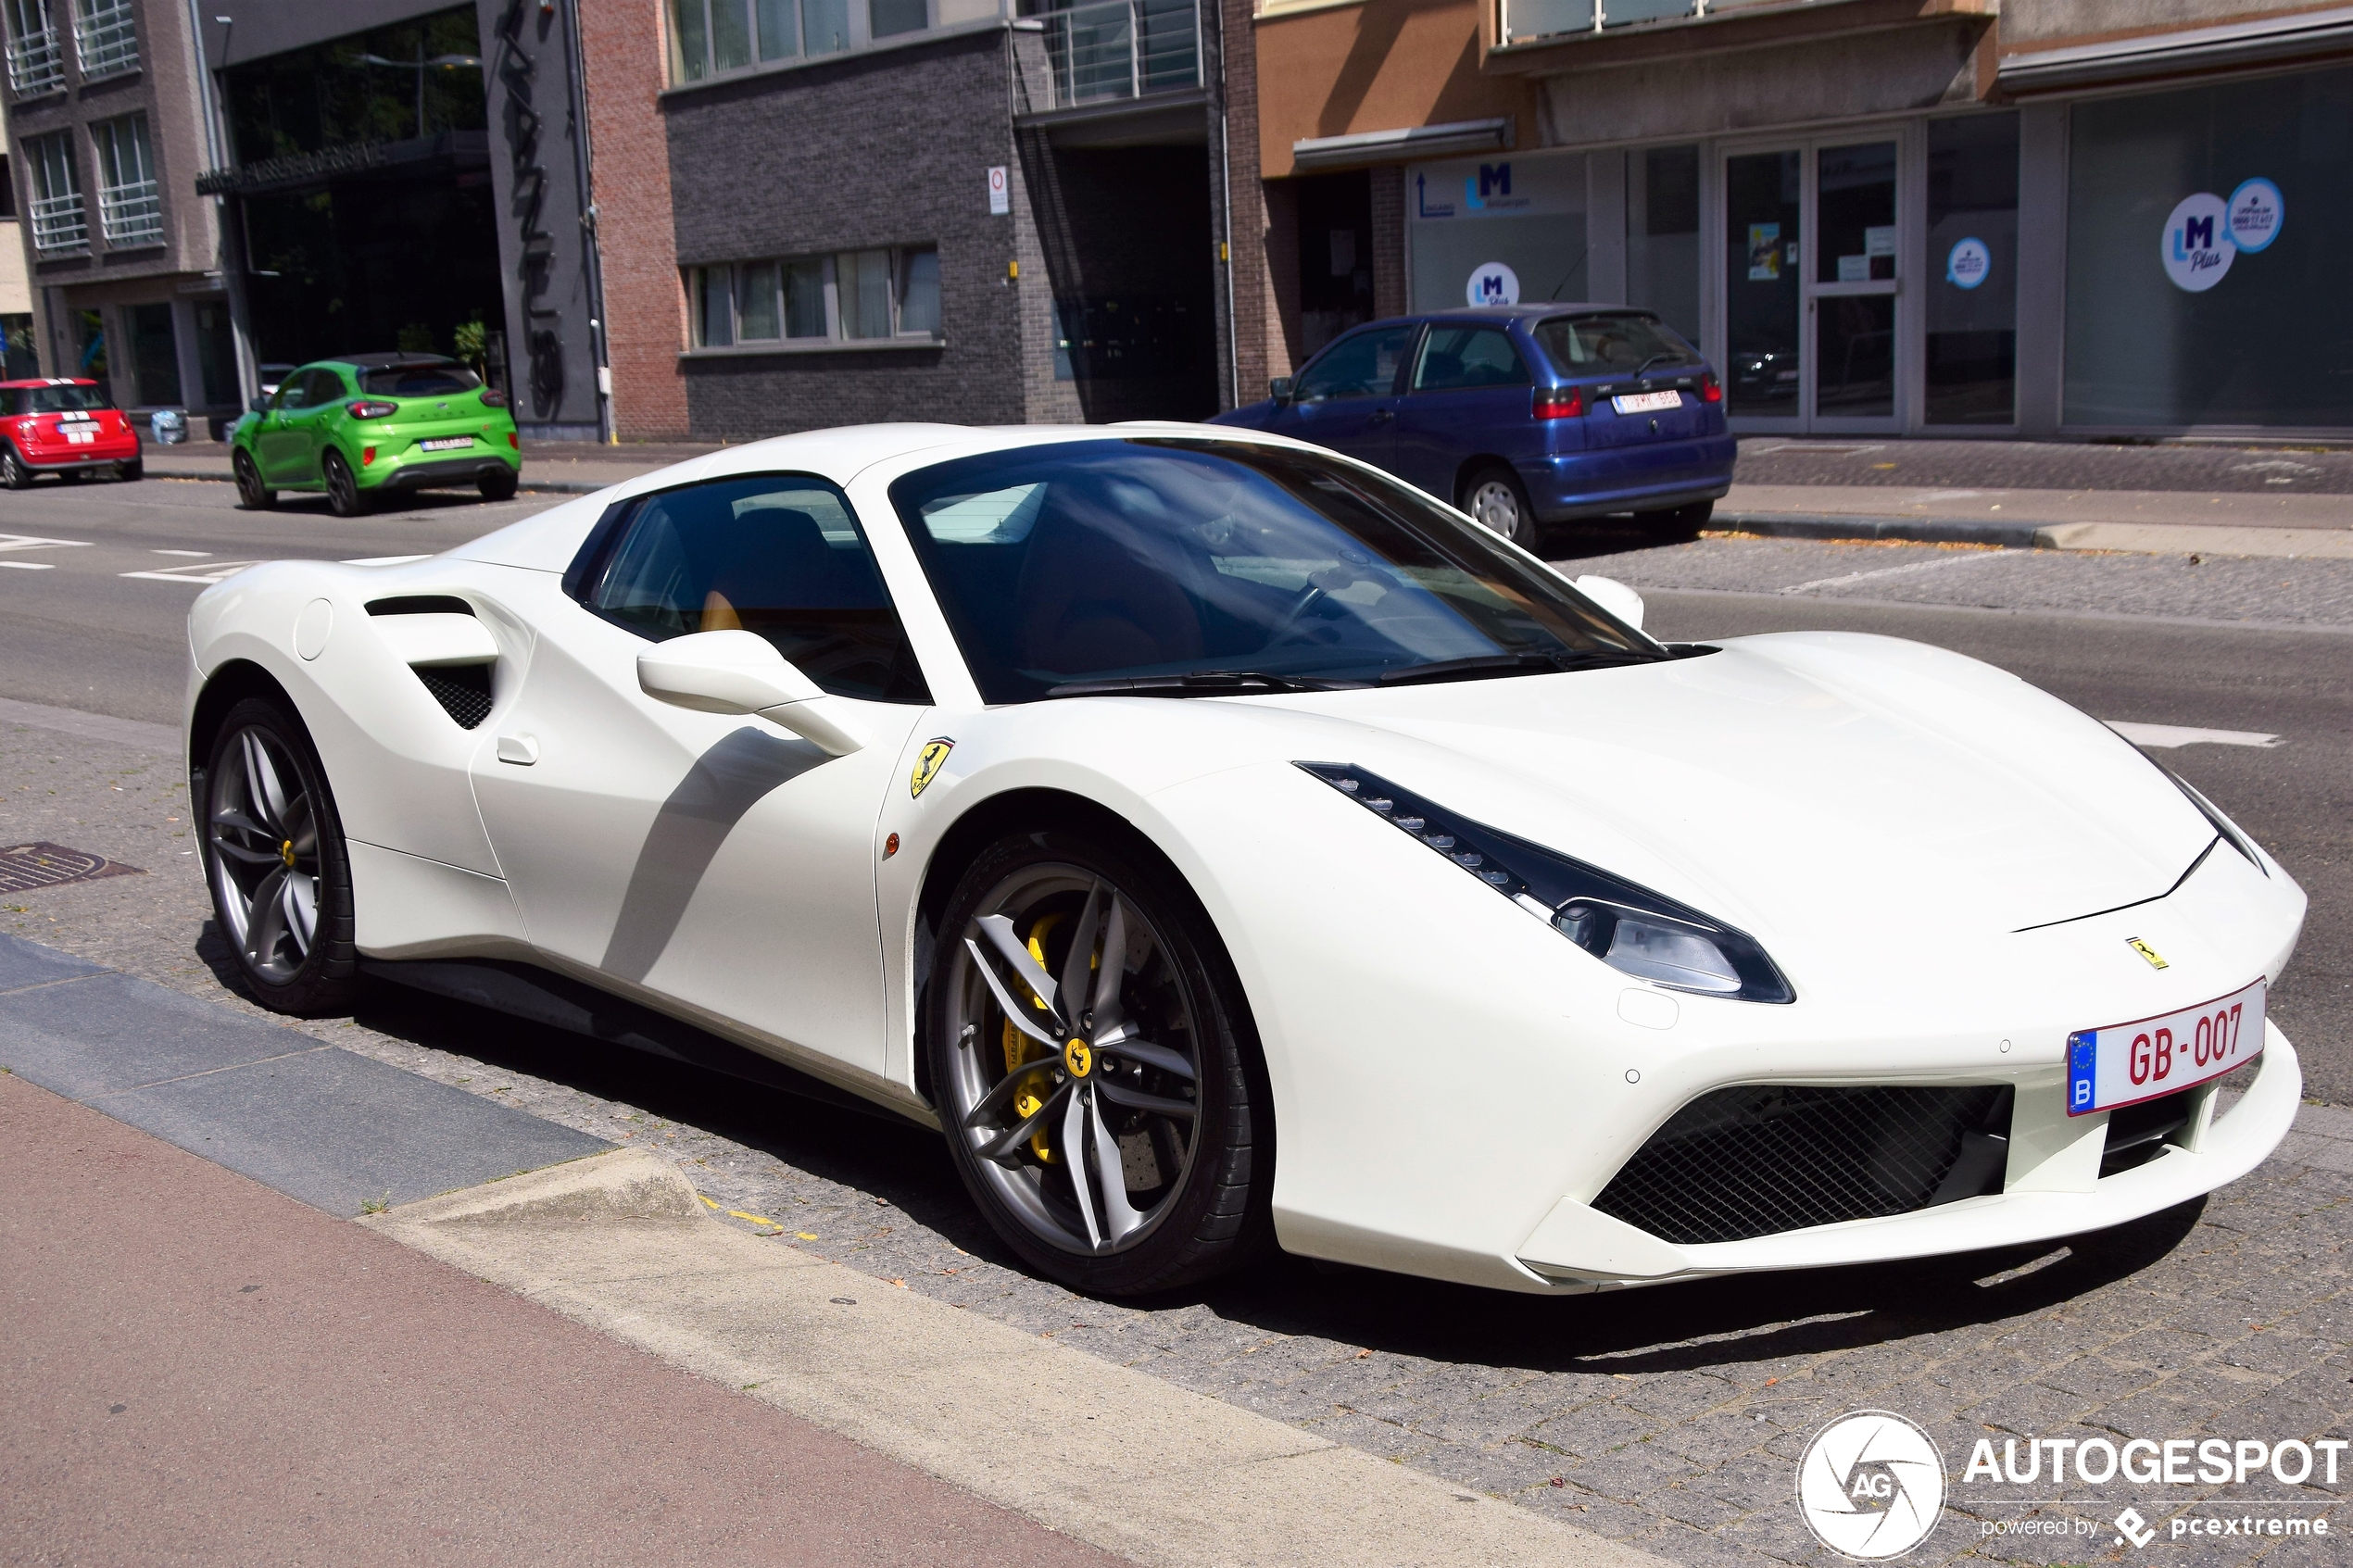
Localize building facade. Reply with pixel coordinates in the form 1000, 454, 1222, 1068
655, 0, 1249, 437
0, 0, 235, 419
1243, 0, 2353, 441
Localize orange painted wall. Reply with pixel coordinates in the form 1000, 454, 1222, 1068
1254, 0, 1536, 180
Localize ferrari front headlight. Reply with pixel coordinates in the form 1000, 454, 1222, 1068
1300, 762, 1794, 1003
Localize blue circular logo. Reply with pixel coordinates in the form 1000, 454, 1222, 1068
2227, 178, 2284, 253
1945, 237, 1992, 290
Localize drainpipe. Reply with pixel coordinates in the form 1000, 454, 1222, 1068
1213, 0, 1237, 410
560, 0, 614, 444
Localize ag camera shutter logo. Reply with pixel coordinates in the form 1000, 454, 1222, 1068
1797, 1411, 1947, 1560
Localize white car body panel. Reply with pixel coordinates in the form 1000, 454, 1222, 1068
185, 421, 2309, 1294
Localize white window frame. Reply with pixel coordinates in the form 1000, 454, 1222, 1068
3, 0, 62, 96
24, 128, 84, 253
686, 245, 943, 352
92, 111, 159, 246
69, 0, 134, 80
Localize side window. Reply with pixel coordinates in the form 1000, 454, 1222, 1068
304, 369, 346, 408
1413, 326, 1530, 393
1292, 325, 1415, 402
577, 473, 931, 704
275, 373, 309, 411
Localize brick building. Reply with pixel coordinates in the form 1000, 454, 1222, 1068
579, 0, 688, 439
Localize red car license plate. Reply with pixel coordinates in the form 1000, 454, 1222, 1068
2067, 978, 2265, 1115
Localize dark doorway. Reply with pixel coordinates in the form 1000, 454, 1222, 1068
1292, 170, 1374, 360
1024, 140, 1217, 423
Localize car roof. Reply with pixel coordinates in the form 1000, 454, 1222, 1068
309, 353, 459, 370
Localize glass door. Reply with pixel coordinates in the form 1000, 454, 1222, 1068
1811, 139, 1900, 429
1719, 136, 1906, 432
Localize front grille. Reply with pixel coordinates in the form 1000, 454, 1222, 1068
414, 664, 493, 729
1593, 1084, 2014, 1246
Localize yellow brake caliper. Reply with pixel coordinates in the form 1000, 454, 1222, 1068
1003, 912, 1063, 1162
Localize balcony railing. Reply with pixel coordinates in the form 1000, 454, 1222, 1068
30, 190, 86, 252
1501, 0, 1785, 44
71, 0, 136, 78
98, 177, 160, 245
5, 26, 62, 94
1041, 0, 1199, 108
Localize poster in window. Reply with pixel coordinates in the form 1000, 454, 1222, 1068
1747, 223, 1781, 282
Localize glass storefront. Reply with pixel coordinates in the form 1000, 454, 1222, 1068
1723, 149, 1799, 417
1407, 154, 1590, 312
1924, 113, 2017, 425
1624, 144, 1699, 344
2065, 68, 2353, 429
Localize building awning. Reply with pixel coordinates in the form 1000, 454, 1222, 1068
1290, 118, 1513, 172
1999, 4, 2353, 92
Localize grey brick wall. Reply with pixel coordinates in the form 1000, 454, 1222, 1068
665, 28, 1038, 438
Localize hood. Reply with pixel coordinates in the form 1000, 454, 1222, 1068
1269, 632, 2214, 941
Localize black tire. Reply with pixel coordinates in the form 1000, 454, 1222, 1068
478, 465, 519, 501
233, 449, 275, 509
927, 826, 1273, 1296
117, 458, 142, 482
1460, 464, 1539, 549
322, 448, 370, 517
0, 443, 31, 490
198, 696, 363, 1017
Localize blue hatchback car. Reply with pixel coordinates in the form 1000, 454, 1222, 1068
1210, 304, 1733, 546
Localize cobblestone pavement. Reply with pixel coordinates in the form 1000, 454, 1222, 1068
1554, 535, 2353, 632
8, 550, 2353, 1567
1736, 438, 2353, 496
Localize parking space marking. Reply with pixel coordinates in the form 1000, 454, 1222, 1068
2105, 721, 2284, 749
0, 533, 93, 556
1780, 548, 2020, 596
149, 549, 211, 558
0, 560, 56, 571
120, 560, 258, 585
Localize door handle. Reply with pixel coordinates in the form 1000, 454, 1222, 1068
1369, 408, 1395, 424
496, 733, 539, 766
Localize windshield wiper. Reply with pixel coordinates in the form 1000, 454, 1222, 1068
1376, 649, 1656, 687
1042, 670, 1363, 699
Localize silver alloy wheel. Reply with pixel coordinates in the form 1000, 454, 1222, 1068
207, 725, 321, 983
1466, 477, 1526, 542
1, 445, 29, 489
943, 865, 1204, 1256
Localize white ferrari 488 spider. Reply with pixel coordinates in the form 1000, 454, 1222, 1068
185, 424, 2307, 1296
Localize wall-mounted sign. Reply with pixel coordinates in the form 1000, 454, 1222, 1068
2227, 177, 2283, 253
2161, 192, 2234, 292
1945, 236, 1992, 289
988, 166, 1009, 216
1466, 260, 1520, 306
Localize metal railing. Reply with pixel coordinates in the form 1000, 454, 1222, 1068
5, 24, 61, 93
97, 176, 159, 245
1041, 0, 1199, 107
1501, 0, 1782, 44
29, 190, 86, 252
70, 0, 135, 78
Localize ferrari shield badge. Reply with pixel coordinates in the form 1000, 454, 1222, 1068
2127, 936, 2169, 971
911, 737, 954, 798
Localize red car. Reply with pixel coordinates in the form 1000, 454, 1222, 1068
0, 379, 142, 488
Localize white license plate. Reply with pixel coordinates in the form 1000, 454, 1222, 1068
1611, 391, 1683, 416
2067, 978, 2265, 1115
420, 436, 474, 452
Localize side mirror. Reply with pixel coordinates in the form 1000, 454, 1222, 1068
636, 630, 864, 757
1268, 377, 1292, 403
1569, 573, 1645, 632
248, 396, 271, 415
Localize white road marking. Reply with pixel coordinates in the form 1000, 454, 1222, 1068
1780, 550, 2020, 596
2105, 721, 2283, 750
0, 532, 92, 554
120, 560, 258, 584
1911, 489, 1984, 502
149, 548, 211, 558
0, 560, 56, 571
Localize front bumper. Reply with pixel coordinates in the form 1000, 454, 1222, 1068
1515, 1027, 2302, 1289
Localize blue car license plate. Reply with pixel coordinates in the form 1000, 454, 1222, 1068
2067, 978, 2264, 1115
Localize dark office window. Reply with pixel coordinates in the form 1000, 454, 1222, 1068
222, 6, 485, 167
0, 155, 14, 220
1925, 114, 2019, 425
130, 302, 180, 406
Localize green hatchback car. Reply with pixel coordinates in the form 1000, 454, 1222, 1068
231, 353, 521, 516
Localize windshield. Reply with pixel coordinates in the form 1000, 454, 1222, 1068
10, 385, 108, 414
889, 438, 1663, 703
359, 363, 483, 396
1533, 313, 1699, 376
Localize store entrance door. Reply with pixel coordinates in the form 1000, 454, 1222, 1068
1720, 138, 1905, 433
